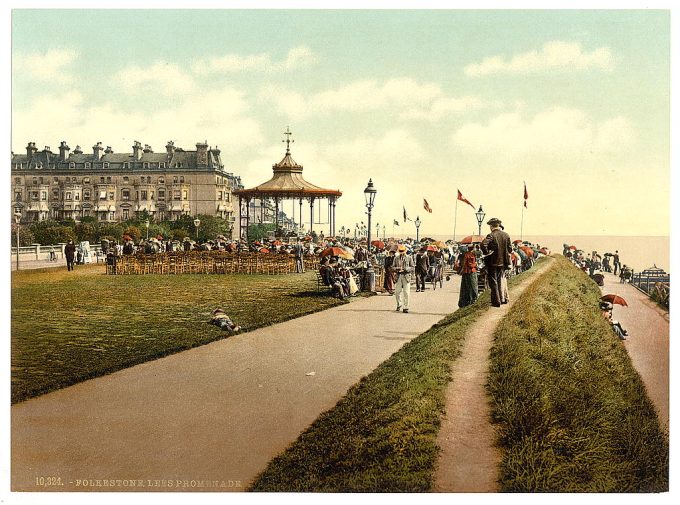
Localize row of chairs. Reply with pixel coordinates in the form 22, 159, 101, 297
107, 252, 321, 276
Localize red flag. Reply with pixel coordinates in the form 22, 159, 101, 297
457, 189, 475, 210
524, 182, 528, 208
423, 198, 432, 213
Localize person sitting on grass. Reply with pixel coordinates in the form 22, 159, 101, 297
209, 308, 241, 334
600, 301, 627, 340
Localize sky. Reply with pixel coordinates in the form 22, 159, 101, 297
10, 7, 671, 238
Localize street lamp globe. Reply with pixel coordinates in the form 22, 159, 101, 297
363, 179, 377, 290
414, 216, 421, 242
193, 218, 201, 240
363, 179, 376, 209
144, 218, 150, 240
475, 205, 486, 235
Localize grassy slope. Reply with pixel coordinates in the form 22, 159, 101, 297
249, 263, 547, 492
487, 256, 668, 492
11, 265, 344, 403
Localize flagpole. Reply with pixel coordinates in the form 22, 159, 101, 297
520, 203, 525, 241
453, 198, 459, 242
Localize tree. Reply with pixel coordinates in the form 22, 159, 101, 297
123, 225, 142, 242
29, 221, 76, 245
11, 226, 35, 247
96, 224, 123, 243
75, 223, 96, 243
247, 223, 276, 242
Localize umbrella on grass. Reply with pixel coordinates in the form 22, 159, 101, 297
601, 294, 628, 307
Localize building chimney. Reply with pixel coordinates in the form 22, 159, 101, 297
26, 142, 38, 159
196, 141, 208, 166
59, 141, 70, 161
73, 145, 83, 155
105, 146, 114, 154
93, 142, 104, 160
133, 141, 143, 160
143, 144, 154, 154
166, 140, 175, 155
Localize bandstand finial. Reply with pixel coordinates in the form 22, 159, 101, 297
282, 126, 294, 153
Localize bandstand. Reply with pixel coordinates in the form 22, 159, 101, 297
234, 129, 342, 240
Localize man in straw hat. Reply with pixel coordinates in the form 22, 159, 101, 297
393, 244, 415, 313
481, 217, 512, 307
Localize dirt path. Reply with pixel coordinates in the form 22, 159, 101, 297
599, 273, 669, 428
433, 259, 553, 492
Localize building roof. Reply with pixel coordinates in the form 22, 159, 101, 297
236, 148, 342, 199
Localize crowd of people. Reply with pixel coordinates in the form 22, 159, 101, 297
563, 246, 632, 284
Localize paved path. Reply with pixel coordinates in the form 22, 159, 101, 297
599, 272, 669, 428
11, 274, 460, 492
433, 259, 553, 492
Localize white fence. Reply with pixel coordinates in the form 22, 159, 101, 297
10, 243, 104, 262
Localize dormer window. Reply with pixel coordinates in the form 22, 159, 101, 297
143, 163, 149, 169
85, 162, 91, 169
160, 162, 165, 168
69, 162, 75, 169
103, 162, 109, 169
123, 162, 129, 169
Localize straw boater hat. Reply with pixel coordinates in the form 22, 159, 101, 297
398, 244, 406, 252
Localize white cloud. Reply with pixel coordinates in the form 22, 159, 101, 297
15, 48, 79, 84
115, 62, 195, 96
12, 86, 263, 157
260, 78, 487, 121
451, 107, 635, 163
192, 45, 318, 75
465, 41, 616, 77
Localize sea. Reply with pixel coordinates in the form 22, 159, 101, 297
388, 234, 671, 274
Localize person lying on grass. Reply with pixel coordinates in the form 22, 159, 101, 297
209, 308, 242, 334
600, 301, 627, 340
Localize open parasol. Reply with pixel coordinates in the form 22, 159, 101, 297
320, 246, 354, 260
600, 294, 628, 307
460, 235, 485, 244
371, 239, 385, 249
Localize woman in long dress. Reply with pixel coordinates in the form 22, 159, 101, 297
458, 246, 479, 308
384, 250, 396, 294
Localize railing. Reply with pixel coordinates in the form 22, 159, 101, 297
11, 243, 104, 262
630, 268, 670, 308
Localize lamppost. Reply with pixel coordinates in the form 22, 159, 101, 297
194, 217, 201, 241
475, 205, 485, 236
145, 218, 150, 240
363, 179, 377, 291
355, 223, 359, 240
14, 211, 21, 271
376, 222, 380, 242
382, 225, 386, 240
414, 216, 421, 242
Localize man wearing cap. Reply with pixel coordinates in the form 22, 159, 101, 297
481, 218, 512, 307
393, 244, 415, 313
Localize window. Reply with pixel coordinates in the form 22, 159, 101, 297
39, 177, 43, 184
173, 176, 178, 183
66, 192, 72, 201
150, 191, 154, 200
147, 176, 152, 183
41, 191, 47, 201
15, 192, 22, 202
226, 192, 231, 202
109, 212, 115, 221
218, 191, 223, 200
180, 176, 184, 183
32, 177, 37, 185
65, 177, 70, 182
123, 176, 129, 183
182, 190, 188, 200
122, 189, 130, 201
123, 209, 129, 220
75, 193, 80, 201
31, 191, 39, 201
52, 188, 59, 197
106, 177, 111, 183
160, 163, 165, 169
159, 177, 165, 184
108, 192, 115, 201
173, 190, 181, 201
103, 162, 109, 169
99, 190, 107, 200
53, 177, 59, 183
123, 162, 129, 169
143, 163, 149, 169
84, 190, 91, 201
84, 177, 90, 184
100, 177, 105, 183
141, 190, 148, 200
85, 162, 91, 169
69, 162, 75, 168
158, 189, 165, 200
15, 177, 21, 184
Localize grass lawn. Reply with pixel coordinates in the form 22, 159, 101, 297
11, 264, 345, 404
487, 256, 668, 492
249, 261, 548, 492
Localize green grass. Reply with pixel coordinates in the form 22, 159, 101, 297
487, 256, 668, 492
11, 264, 345, 404
249, 262, 548, 492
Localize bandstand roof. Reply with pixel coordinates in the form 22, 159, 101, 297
235, 135, 342, 199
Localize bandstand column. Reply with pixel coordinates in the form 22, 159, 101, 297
309, 197, 315, 235
299, 198, 303, 232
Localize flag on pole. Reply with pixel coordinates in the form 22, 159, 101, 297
393, 219, 400, 226
524, 182, 528, 208
457, 189, 476, 210
423, 198, 432, 213
403, 206, 408, 222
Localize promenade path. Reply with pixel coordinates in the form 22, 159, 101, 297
599, 272, 669, 428
11, 271, 460, 492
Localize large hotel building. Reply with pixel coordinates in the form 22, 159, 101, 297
11, 140, 243, 234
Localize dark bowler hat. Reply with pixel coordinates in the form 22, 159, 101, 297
487, 218, 502, 226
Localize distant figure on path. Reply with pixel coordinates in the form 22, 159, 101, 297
294, 240, 305, 273
415, 247, 430, 292
383, 249, 396, 294
613, 250, 621, 275
457, 246, 478, 308
64, 240, 76, 271
481, 218, 512, 307
393, 244, 414, 313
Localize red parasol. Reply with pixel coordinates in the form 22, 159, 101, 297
426, 245, 438, 251
519, 245, 534, 257
601, 294, 628, 307
569, 245, 577, 250
320, 246, 354, 260
460, 235, 485, 244
259, 248, 270, 253
371, 239, 385, 249
513, 239, 523, 245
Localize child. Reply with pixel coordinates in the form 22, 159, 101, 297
209, 308, 241, 334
